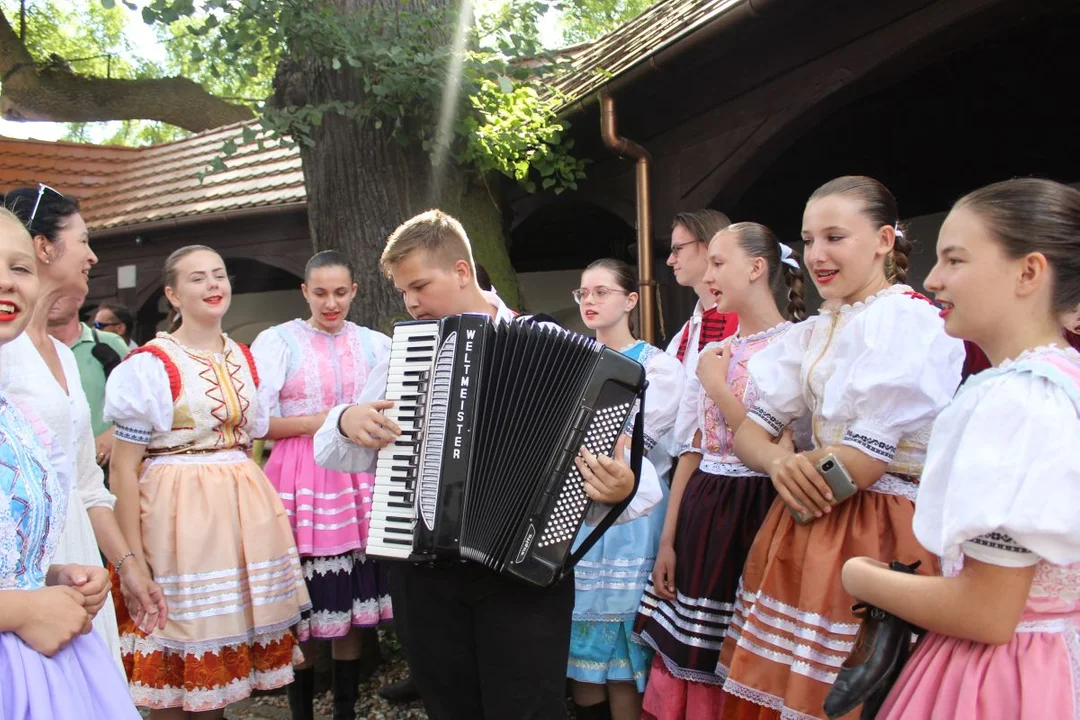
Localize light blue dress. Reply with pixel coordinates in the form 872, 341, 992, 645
0, 394, 140, 719
567, 340, 683, 691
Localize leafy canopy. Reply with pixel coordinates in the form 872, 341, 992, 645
98, 0, 587, 193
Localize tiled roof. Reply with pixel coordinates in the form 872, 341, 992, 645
549, 0, 742, 110
0, 122, 305, 232
0, 0, 737, 229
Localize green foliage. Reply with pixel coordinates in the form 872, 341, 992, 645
127, 0, 585, 194
560, 0, 655, 44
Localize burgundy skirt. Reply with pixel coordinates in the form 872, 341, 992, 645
635, 469, 776, 683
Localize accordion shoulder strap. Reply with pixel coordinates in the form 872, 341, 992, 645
564, 380, 647, 574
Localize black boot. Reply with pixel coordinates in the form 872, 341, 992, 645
378, 673, 421, 703
285, 667, 315, 720
825, 560, 924, 719
332, 658, 362, 720
574, 700, 611, 720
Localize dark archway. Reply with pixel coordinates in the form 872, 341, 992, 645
135, 257, 303, 343
510, 200, 636, 272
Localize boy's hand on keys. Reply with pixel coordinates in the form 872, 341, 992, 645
339, 401, 399, 449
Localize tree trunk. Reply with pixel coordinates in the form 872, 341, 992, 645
0, 11, 252, 131
273, 0, 519, 335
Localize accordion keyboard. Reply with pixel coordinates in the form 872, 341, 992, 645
367, 321, 439, 560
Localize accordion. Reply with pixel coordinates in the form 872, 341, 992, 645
366, 313, 646, 587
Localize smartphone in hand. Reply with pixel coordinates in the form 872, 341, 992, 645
788, 453, 858, 524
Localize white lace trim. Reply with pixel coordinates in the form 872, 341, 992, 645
302, 553, 358, 579
721, 677, 824, 720
121, 624, 299, 658
1000, 344, 1080, 368
130, 665, 295, 711
1015, 617, 1079, 633
864, 473, 919, 501
699, 458, 764, 477
144, 449, 249, 466
636, 632, 726, 685
819, 283, 910, 315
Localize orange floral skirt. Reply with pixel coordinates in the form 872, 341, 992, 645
717, 484, 938, 720
112, 451, 311, 711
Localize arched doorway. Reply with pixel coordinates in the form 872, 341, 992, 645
136, 257, 306, 345
511, 200, 635, 333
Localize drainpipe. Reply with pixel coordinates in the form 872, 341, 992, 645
600, 94, 655, 344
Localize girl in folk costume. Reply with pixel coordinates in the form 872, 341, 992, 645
106, 245, 311, 718
0, 209, 140, 720
635, 223, 806, 720
841, 178, 1080, 719
0, 186, 165, 671
721, 176, 965, 719
251, 251, 392, 720
665, 211, 739, 461
567, 259, 684, 720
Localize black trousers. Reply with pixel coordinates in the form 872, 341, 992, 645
388, 561, 574, 720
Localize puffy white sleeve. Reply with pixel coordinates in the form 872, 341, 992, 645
822, 296, 964, 463
314, 336, 391, 473
674, 356, 703, 454
914, 367, 1080, 567
642, 350, 683, 452
746, 320, 814, 436
56, 341, 115, 510
250, 327, 290, 418
355, 329, 391, 404
103, 353, 174, 446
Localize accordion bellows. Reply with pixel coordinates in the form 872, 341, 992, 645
367, 314, 646, 587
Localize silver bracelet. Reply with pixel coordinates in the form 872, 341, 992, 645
115, 551, 136, 572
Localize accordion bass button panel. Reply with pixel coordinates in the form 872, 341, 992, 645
535, 401, 630, 549
367, 320, 441, 561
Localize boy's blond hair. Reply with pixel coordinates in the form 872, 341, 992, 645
380, 209, 476, 278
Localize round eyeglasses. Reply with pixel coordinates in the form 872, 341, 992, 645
571, 287, 628, 304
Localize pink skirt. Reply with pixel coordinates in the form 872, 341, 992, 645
878, 621, 1079, 719
642, 655, 728, 720
264, 435, 374, 557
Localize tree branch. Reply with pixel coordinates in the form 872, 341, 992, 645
0, 10, 254, 132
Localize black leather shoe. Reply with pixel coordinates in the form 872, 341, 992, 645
824, 560, 922, 720
574, 700, 611, 719
378, 674, 421, 703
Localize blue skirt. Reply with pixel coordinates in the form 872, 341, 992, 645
568, 617, 653, 692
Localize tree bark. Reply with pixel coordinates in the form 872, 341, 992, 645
0, 10, 252, 131
273, 0, 519, 334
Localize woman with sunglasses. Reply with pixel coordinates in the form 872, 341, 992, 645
567, 259, 684, 720
0, 186, 167, 672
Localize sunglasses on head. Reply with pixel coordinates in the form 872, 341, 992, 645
27, 183, 64, 234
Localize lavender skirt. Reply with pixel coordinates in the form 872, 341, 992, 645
0, 630, 140, 719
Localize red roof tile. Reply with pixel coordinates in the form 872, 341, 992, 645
0, 121, 304, 232
0, 0, 739, 229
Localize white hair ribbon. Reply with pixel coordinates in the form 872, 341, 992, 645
778, 242, 799, 269
894, 222, 905, 240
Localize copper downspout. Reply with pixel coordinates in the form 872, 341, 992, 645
600, 94, 654, 343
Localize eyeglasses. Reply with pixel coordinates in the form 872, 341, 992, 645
27, 183, 63, 234
93, 320, 119, 330
668, 239, 700, 258
571, 286, 628, 304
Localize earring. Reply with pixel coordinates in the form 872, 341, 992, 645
44, 258, 51, 265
